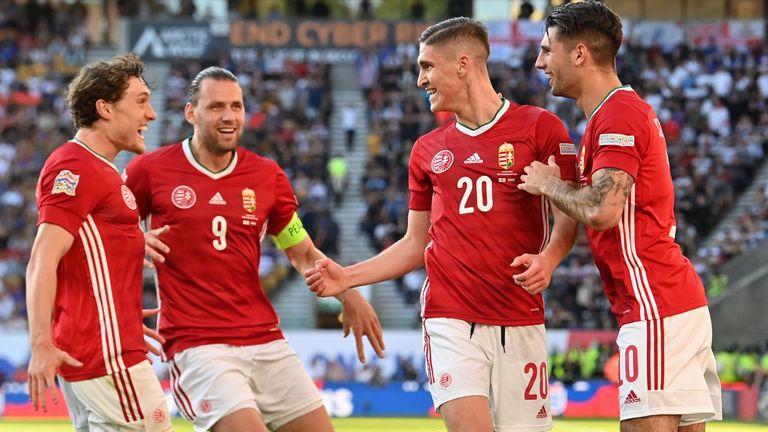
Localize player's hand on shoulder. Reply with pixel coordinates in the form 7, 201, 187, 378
143, 225, 170, 269
511, 253, 554, 295
338, 289, 386, 364
28, 342, 82, 412
304, 258, 348, 297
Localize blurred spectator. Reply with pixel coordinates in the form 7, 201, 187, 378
410, 1, 425, 20
328, 153, 348, 206
341, 102, 358, 150
358, 0, 373, 20
310, 0, 331, 18
519, 2, 535, 20
354, 362, 387, 387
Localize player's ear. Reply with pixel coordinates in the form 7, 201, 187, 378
457, 54, 469, 77
95, 99, 112, 121
184, 102, 196, 125
573, 42, 587, 66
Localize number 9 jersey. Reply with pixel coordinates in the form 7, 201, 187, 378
409, 99, 577, 325
124, 139, 298, 358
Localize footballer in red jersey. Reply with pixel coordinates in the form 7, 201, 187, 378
27, 54, 171, 431
578, 87, 708, 326
126, 67, 384, 432
127, 138, 299, 359
522, 2, 721, 430
305, 18, 579, 432
409, 99, 577, 326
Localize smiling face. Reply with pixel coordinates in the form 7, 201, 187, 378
535, 26, 578, 99
417, 42, 462, 113
106, 76, 157, 154
185, 78, 244, 155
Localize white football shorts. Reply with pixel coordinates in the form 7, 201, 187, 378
59, 360, 172, 432
423, 317, 552, 431
617, 306, 722, 424
169, 340, 324, 431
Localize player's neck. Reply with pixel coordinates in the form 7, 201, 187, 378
454, 86, 505, 129
74, 128, 118, 162
577, 72, 624, 120
189, 135, 234, 172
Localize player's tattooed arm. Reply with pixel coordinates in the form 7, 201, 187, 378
546, 168, 634, 230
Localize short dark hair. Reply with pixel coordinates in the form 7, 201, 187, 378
187, 67, 238, 105
546, 0, 622, 67
419, 17, 490, 61
67, 53, 147, 128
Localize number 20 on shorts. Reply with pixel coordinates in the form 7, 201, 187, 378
524, 362, 549, 400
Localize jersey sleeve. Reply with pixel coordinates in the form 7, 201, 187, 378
124, 154, 152, 220
267, 163, 300, 235
37, 158, 99, 236
408, 138, 432, 211
590, 104, 644, 179
535, 110, 578, 182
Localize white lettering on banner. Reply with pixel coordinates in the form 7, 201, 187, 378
599, 133, 635, 147
133, 26, 211, 59
321, 388, 354, 417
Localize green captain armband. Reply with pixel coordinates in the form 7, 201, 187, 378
270, 212, 308, 250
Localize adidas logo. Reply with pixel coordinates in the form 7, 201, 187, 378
536, 406, 548, 419
464, 152, 484, 164
624, 390, 641, 404
209, 192, 227, 205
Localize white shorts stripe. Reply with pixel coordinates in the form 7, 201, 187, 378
109, 373, 132, 422
422, 320, 434, 385
170, 361, 196, 421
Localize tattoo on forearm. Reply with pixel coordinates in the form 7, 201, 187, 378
546, 168, 633, 225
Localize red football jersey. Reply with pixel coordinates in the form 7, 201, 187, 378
579, 86, 708, 326
36, 140, 146, 381
409, 99, 577, 325
125, 139, 295, 358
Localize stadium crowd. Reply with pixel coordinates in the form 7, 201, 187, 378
0, 0, 87, 332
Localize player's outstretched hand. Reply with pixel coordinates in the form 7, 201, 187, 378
141, 308, 166, 362
143, 225, 170, 269
28, 342, 82, 412
519, 155, 562, 196
338, 289, 386, 364
511, 253, 555, 295
304, 258, 350, 297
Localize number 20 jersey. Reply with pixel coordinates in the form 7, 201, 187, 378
124, 139, 297, 358
409, 99, 577, 325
